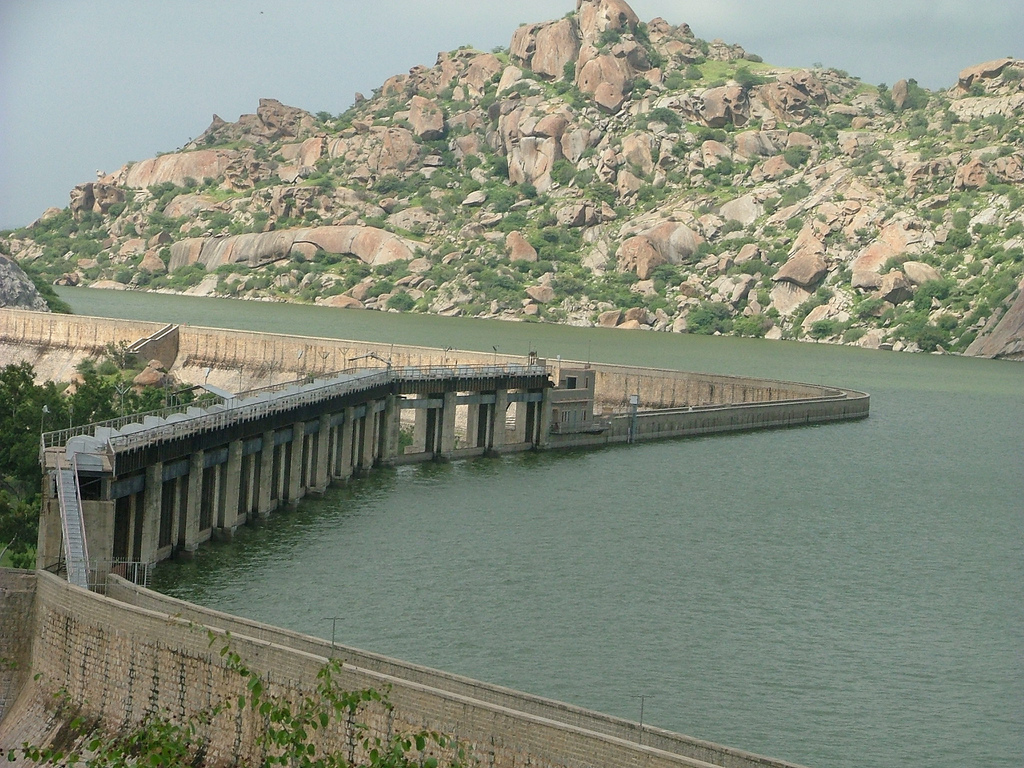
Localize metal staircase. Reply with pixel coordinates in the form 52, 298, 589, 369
55, 454, 90, 589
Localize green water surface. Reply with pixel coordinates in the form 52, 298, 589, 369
59, 288, 1024, 768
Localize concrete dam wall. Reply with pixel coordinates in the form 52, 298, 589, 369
0, 309, 846, 410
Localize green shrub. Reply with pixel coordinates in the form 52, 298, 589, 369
550, 159, 576, 186
783, 145, 811, 168
386, 292, 415, 312
734, 66, 766, 89
808, 319, 840, 339
665, 72, 687, 90
646, 107, 683, 132
733, 315, 772, 337
687, 302, 733, 335
913, 279, 952, 311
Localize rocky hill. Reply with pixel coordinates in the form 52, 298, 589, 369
3, 0, 1023, 359
0, 256, 48, 311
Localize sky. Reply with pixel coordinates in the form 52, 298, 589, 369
1, 0, 1020, 230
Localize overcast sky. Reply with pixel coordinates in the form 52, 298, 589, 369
1, 0, 1019, 229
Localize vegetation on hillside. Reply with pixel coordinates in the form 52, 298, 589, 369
2, 3, 1022, 355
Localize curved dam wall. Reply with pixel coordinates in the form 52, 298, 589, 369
0, 569, 808, 768
0, 309, 844, 411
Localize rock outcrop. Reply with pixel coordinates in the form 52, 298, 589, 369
169, 226, 420, 271
965, 279, 1024, 360
0, 256, 48, 311
8, 0, 1024, 360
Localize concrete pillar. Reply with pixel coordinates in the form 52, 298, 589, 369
288, 421, 305, 506
381, 396, 401, 462
182, 451, 204, 556
140, 462, 163, 564
439, 390, 457, 458
313, 416, 331, 492
413, 400, 431, 453
491, 389, 508, 451
537, 386, 553, 448
512, 399, 529, 443
466, 402, 481, 449
244, 453, 257, 518
358, 403, 376, 472
258, 430, 275, 517
221, 440, 243, 532
337, 407, 355, 480
275, 443, 287, 501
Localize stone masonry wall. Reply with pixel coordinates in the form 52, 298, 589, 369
106, 577, 803, 768
0, 570, 36, 723
0, 572, 806, 768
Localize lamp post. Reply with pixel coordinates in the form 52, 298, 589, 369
115, 382, 131, 417
40, 404, 49, 436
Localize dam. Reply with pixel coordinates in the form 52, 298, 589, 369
0, 307, 871, 768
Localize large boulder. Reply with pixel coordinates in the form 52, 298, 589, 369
510, 17, 581, 79
367, 127, 418, 173
701, 86, 749, 127
733, 130, 787, 160
191, 99, 317, 147
575, 0, 639, 41
122, 149, 235, 189
408, 96, 446, 141
774, 252, 827, 289
508, 136, 561, 191
875, 271, 914, 305
526, 284, 555, 303
616, 221, 703, 278
720, 194, 762, 226
958, 58, 1016, 91
621, 132, 657, 176
506, 231, 539, 262
577, 53, 632, 113
902, 261, 943, 286
168, 226, 419, 271
616, 236, 665, 279
770, 281, 812, 316
851, 220, 931, 277
69, 182, 125, 217
0, 255, 48, 311
965, 277, 1024, 359
755, 71, 828, 124
953, 159, 988, 190
462, 53, 504, 94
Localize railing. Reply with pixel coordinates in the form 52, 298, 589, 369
392, 363, 547, 380
86, 364, 549, 455
55, 453, 90, 590
235, 367, 361, 399
91, 560, 152, 591
41, 393, 229, 451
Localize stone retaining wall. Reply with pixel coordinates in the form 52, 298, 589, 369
0, 570, 36, 724
0, 572, 807, 768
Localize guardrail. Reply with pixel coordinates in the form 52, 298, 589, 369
41, 393, 229, 451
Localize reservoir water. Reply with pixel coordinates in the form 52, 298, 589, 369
60, 288, 1023, 768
